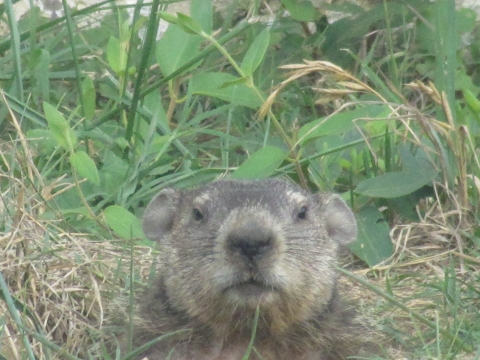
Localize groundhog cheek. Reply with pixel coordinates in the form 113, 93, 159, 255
211, 267, 240, 290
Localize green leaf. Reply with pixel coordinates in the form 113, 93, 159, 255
99, 151, 129, 196
81, 77, 96, 121
307, 135, 343, 188
398, 145, 432, 173
349, 207, 393, 267
355, 163, 438, 198
159, 11, 178, 24
191, 0, 212, 34
232, 146, 286, 179
281, 0, 321, 21
27, 129, 57, 153
298, 105, 390, 144
156, 24, 202, 76
456, 8, 476, 33
70, 151, 100, 185
43, 102, 77, 151
103, 205, 144, 239
219, 77, 248, 88
241, 28, 270, 76
147, 135, 171, 155
30, 48, 50, 102
190, 72, 262, 109
177, 13, 202, 35
388, 186, 434, 221
106, 36, 126, 74
463, 88, 480, 113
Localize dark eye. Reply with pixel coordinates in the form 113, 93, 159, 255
192, 208, 204, 222
297, 206, 308, 220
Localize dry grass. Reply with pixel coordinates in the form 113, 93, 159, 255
0, 138, 156, 359
344, 184, 480, 359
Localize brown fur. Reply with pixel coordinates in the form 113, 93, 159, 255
126, 179, 369, 359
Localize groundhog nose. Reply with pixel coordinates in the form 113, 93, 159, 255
231, 237, 272, 260
227, 226, 274, 261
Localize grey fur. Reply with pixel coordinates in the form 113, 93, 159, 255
128, 178, 366, 360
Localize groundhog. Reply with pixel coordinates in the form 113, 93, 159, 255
129, 178, 368, 360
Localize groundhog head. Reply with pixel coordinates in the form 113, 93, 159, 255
142, 179, 357, 335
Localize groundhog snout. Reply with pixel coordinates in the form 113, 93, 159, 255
226, 220, 275, 262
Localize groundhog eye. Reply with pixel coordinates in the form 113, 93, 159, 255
297, 206, 308, 220
192, 208, 204, 222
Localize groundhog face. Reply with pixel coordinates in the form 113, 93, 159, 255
142, 179, 357, 332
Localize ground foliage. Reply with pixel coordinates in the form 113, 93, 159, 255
0, 0, 480, 359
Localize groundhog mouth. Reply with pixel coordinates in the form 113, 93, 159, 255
223, 279, 278, 301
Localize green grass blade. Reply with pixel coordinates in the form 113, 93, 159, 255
122, 330, 190, 360
0, 271, 36, 360
3, 0, 24, 101
435, 0, 456, 121
1, 90, 48, 126
242, 305, 260, 360
334, 265, 473, 353
122, 0, 145, 99
125, 0, 161, 142
61, 0, 85, 118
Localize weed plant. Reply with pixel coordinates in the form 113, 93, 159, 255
0, 0, 479, 359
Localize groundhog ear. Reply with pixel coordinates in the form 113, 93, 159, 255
321, 194, 357, 245
143, 188, 181, 242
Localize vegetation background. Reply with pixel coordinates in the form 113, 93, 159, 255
0, 0, 479, 359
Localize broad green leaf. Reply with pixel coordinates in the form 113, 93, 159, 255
27, 129, 57, 153
70, 151, 100, 185
398, 144, 433, 173
43, 102, 77, 150
103, 205, 144, 239
30, 48, 50, 102
241, 28, 270, 76
350, 207, 393, 267
190, 72, 262, 109
100, 151, 129, 196
191, 0, 212, 34
355, 164, 438, 198
456, 8, 476, 33
281, 0, 321, 21
177, 13, 202, 35
81, 77, 96, 121
232, 146, 286, 179
156, 24, 202, 76
388, 185, 434, 221
298, 105, 390, 144
106, 36, 126, 73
